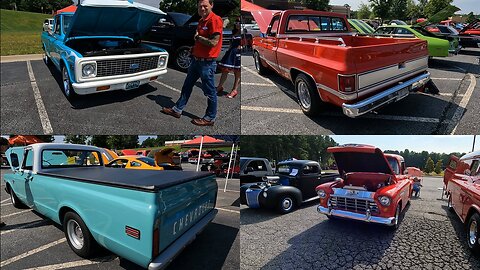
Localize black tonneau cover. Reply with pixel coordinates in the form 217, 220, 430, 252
37, 167, 214, 192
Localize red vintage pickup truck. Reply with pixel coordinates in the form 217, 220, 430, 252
444, 151, 480, 253
252, 10, 431, 117
316, 144, 413, 229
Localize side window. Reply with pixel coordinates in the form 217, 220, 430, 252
130, 161, 142, 167
247, 160, 267, 171
54, 17, 61, 35
395, 28, 413, 35
9, 153, 20, 168
22, 150, 33, 170
303, 165, 319, 175
376, 27, 393, 34
448, 159, 457, 170
268, 16, 280, 36
287, 15, 309, 31
331, 17, 347, 31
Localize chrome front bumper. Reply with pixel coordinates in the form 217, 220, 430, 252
148, 209, 218, 270
342, 72, 431, 118
317, 205, 395, 226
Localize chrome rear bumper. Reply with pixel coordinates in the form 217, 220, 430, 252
317, 205, 395, 226
342, 72, 430, 118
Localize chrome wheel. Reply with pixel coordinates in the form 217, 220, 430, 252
43, 53, 49, 65
176, 49, 192, 70
394, 205, 400, 226
10, 189, 16, 205
254, 53, 260, 71
282, 197, 293, 211
297, 80, 311, 110
67, 219, 84, 250
448, 196, 453, 208
62, 67, 71, 97
470, 220, 478, 246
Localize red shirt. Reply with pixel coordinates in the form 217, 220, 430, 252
192, 12, 223, 58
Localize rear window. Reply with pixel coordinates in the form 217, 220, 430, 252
42, 149, 102, 169
138, 157, 156, 166
286, 15, 347, 32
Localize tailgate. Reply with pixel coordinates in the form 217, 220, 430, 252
350, 39, 428, 92
156, 174, 217, 252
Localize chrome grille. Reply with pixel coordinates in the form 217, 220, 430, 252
96, 56, 159, 77
330, 196, 379, 214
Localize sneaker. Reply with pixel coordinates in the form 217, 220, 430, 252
227, 89, 238, 98
191, 118, 214, 126
161, 107, 181, 118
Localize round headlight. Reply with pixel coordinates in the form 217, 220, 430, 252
317, 189, 326, 198
82, 63, 96, 77
158, 56, 167, 68
262, 191, 268, 198
378, 196, 391, 206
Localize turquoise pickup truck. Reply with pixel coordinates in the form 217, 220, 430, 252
4, 143, 218, 269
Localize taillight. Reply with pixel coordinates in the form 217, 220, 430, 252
125, 226, 141, 239
338, 75, 356, 93
152, 228, 159, 258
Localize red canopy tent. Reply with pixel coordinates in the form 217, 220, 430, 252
8, 135, 44, 146
181, 136, 231, 148
56, 5, 77, 14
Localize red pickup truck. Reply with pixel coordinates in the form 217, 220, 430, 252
252, 10, 431, 117
316, 144, 413, 229
444, 151, 480, 253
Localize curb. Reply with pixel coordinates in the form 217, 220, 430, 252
1, 54, 43, 63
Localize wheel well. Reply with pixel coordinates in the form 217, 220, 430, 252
290, 69, 322, 100
277, 192, 300, 206
5, 183, 11, 194
465, 207, 480, 224
59, 206, 76, 225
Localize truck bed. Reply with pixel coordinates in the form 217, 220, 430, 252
37, 167, 214, 192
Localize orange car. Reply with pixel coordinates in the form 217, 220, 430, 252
106, 155, 164, 170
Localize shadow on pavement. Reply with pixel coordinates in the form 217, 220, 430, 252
146, 94, 202, 120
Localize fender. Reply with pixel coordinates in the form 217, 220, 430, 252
465, 204, 480, 223
264, 185, 302, 208
60, 55, 76, 84
240, 183, 261, 205
57, 202, 102, 243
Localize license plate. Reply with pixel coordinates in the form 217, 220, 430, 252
396, 87, 409, 100
126, 81, 140, 90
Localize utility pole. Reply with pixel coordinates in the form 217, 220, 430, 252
473, 135, 477, 152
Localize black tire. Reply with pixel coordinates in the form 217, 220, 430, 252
277, 195, 295, 214
8, 186, 26, 209
43, 50, 51, 66
295, 73, 323, 116
466, 213, 480, 254
61, 65, 77, 101
253, 51, 269, 75
174, 46, 193, 72
389, 203, 401, 230
63, 212, 98, 258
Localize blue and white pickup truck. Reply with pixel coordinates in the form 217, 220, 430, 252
4, 143, 218, 269
41, 0, 169, 100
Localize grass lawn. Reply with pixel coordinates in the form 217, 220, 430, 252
1, 9, 50, 55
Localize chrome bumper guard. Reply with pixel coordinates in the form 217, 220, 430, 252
317, 205, 395, 226
148, 209, 218, 270
342, 72, 430, 118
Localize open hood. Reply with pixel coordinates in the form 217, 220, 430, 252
65, 0, 165, 40
328, 144, 395, 176
250, 10, 279, 34
154, 148, 175, 165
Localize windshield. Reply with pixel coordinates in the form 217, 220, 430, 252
277, 164, 301, 175
387, 157, 400, 175
138, 157, 156, 166
63, 15, 72, 34
412, 26, 439, 37
42, 149, 102, 169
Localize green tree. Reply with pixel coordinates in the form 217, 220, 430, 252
91, 136, 109, 148
424, 157, 435, 173
406, 0, 421, 20
303, 0, 330, 11
357, 3, 372, 19
391, 0, 408, 20
107, 136, 138, 150
142, 137, 159, 148
159, 0, 197, 15
424, 0, 452, 18
434, 159, 443, 174
466, 12, 476, 24
64, 135, 88, 145
369, 0, 393, 22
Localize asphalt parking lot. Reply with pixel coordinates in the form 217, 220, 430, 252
241, 48, 480, 135
0, 166, 240, 270
240, 176, 480, 269
0, 59, 240, 135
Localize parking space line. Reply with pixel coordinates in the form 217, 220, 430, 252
27, 61, 53, 134
0, 238, 67, 267
242, 105, 445, 123
23, 258, 115, 270
216, 207, 240, 214
1, 220, 48, 236
439, 93, 465, 97
241, 82, 277, 87
1, 202, 13, 206
1, 209, 31, 218
450, 73, 477, 134
1, 198, 10, 203
242, 65, 277, 86
219, 189, 240, 193
153, 80, 181, 94
431, 78, 463, 81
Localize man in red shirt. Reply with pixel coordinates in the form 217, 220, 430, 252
161, 0, 223, 126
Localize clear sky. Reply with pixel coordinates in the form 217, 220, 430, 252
331, 135, 479, 154
330, 0, 479, 14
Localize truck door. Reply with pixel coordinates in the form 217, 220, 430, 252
461, 160, 480, 220
18, 148, 35, 208
51, 16, 63, 67
261, 15, 281, 73
298, 164, 321, 200
444, 155, 459, 189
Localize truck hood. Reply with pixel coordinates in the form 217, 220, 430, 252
250, 10, 279, 34
65, 0, 165, 41
328, 144, 395, 176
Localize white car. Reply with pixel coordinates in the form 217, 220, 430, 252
43, 18, 54, 31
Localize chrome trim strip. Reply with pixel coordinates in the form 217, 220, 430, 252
359, 65, 428, 92
317, 205, 395, 226
342, 72, 430, 118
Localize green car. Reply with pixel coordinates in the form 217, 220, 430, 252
348, 19, 375, 34
373, 25, 459, 57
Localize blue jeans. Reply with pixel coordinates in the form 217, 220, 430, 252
172, 59, 217, 121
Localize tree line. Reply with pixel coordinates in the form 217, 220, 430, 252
1, 0, 73, 14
